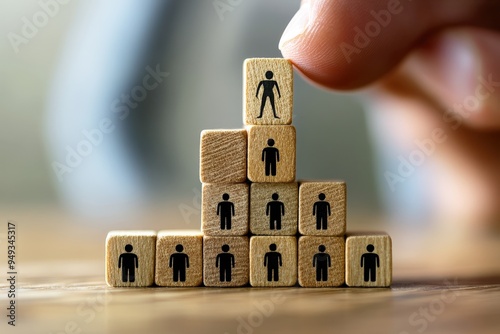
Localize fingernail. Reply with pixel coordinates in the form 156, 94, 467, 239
279, 2, 310, 50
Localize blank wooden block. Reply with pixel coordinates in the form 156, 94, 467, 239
345, 233, 392, 287
298, 181, 346, 236
249, 236, 297, 287
155, 230, 203, 287
203, 236, 249, 287
298, 236, 345, 287
200, 129, 247, 183
244, 58, 293, 125
105, 231, 156, 287
250, 182, 298, 236
247, 125, 296, 183
202, 183, 249, 236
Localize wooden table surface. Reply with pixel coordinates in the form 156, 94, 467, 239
1, 207, 500, 334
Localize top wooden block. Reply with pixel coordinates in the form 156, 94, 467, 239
200, 129, 247, 184
244, 58, 293, 125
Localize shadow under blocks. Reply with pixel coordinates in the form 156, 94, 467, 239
105, 58, 392, 288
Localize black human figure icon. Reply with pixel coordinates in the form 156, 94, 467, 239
256, 70, 281, 119
262, 139, 280, 176
217, 193, 235, 230
360, 244, 380, 282
169, 244, 189, 282
118, 244, 138, 283
264, 243, 282, 282
313, 245, 331, 281
266, 193, 285, 230
313, 193, 331, 230
216, 244, 235, 282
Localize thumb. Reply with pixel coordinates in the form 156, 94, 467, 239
279, 0, 500, 90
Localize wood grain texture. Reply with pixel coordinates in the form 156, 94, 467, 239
346, 233, 392, 287
105, 230, 156, 287
249, 182, 298, 235
298, 236, 345, 287
12, 211, 500, 334
155, 230, 203, 287
202, 183, 249, 236
15, 278, 500, 334
200, 129, 247, 184
247, 125, 296, 183
203, 236, 249, 287
244, 58, 293, 125
250, 236, 297, 287
298, 181, 346, 236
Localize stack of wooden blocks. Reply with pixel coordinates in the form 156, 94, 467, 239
105, 58, 392, 288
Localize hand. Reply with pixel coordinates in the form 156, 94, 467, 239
279, 0, 500, 227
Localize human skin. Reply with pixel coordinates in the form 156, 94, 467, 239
279, 0, 500, 227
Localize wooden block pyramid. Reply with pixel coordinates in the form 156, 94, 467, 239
106, 58, 392, 288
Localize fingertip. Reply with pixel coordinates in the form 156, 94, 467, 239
279, 0, 500, 91
279, 0, 430, 90
278, 1, 311, 52
279, 0, 364, 90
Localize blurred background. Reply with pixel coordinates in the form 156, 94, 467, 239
1, 0, 500, 319
0, 0, 381, 225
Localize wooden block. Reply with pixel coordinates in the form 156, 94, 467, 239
247, 125, 296, 183
203, 236, 249, 287
202, 183, 249, 236
249, 236, 297, 287
200, 129, 247, 183
155, 230, 203, 287
249, 182, 298, 236
345, 233, 392, 287
244, 58, 293, 125
105, 231, 156, 287
298, 181, 346, 236
298, 236, 345, 287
